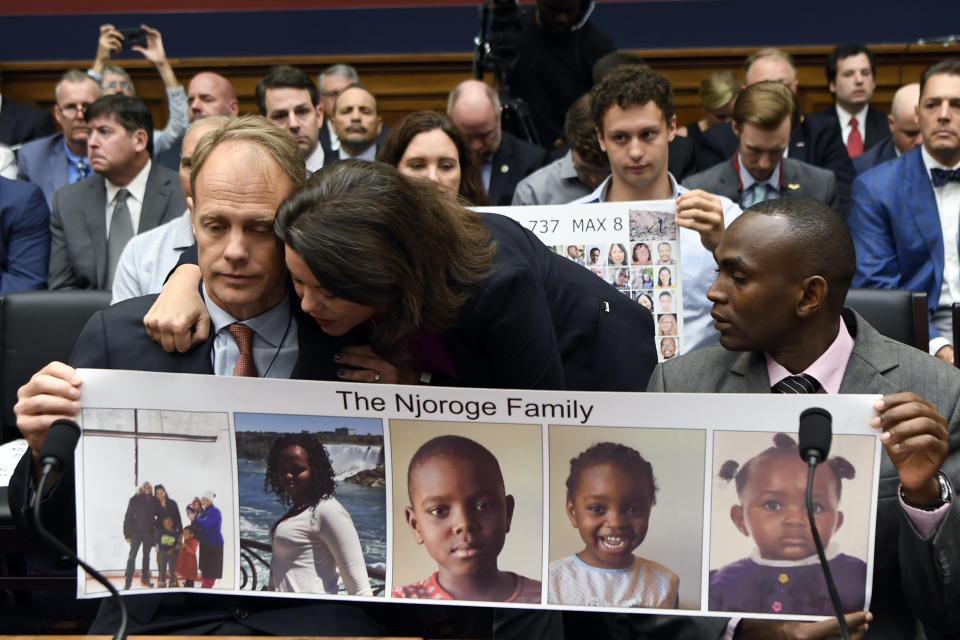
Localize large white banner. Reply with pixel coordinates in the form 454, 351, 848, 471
74, 369, 882, 622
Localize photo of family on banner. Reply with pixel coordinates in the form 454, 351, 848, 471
483, 200, 682, 361
72, 369, 881, 623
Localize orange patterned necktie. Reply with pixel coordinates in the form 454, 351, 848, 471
227, 323, 258, 377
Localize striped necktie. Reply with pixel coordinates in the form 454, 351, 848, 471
772, 374, 821, 394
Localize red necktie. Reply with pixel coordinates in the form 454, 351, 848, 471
847, 117, 863, 157
227, 323, 258, 377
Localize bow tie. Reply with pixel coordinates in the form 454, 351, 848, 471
931, 167, 960, 187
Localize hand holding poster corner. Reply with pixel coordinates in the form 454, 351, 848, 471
481, 201, 683, 361
73, 369, 881, 623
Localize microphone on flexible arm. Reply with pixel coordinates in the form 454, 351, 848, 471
30, 419, 128, 640
798, 408, 851, 640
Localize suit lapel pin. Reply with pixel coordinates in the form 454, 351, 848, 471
500, 164, 509, 173
787, 183, 800, 190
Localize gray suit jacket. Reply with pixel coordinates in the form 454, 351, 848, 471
16, 131, 68, 208
683, 155, 840, 213
48, 161, 186, 290
648, 310, 960, 639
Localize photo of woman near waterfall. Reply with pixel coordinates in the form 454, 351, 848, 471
234, 413, 387, 595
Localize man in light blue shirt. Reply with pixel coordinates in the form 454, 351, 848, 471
572, 64, 741, 353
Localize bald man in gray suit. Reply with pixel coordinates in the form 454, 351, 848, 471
648, 198, 959, 640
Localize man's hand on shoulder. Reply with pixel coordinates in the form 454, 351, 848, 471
15, 361, 83, 458
734, 612, 871, 639
677, 189, 725, 252
872, 392, 950, 503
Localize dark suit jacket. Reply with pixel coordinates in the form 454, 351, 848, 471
7, 292, 380, 635
0, 176, 49, 293
319, 125, 389, 165
668, 134, 698, 183
853, 135, 897, 175
16, 131, 68, 207
648, 309, 960, 639
440, 212, 658, 392
487, 131, 549, 206
848, 146, 947, 344
48, 161, 186, 290
0, 96, 55, 147
695, 116, 856, 215
682, 155, 839, 211
810, 105, 889, 152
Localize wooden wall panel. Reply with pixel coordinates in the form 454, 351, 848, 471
0, 44, 950, 136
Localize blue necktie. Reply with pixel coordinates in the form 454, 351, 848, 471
75, 159, 90, 181
931, 168, 960, 187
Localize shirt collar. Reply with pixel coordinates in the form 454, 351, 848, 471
203, 285, 292, 348
63, 139, 85, 164
560, 150, 579, 180
736, 152, 781, 192
305, 143, 325, 174
764, 318, 854, 394
342, 144, 377, 162
326, 120, 341, 151
172, 209, 195, 249
105, 159, 151, 206
588, 173, 681, 203
835, 103, 869, 130
921, 144, 960, 175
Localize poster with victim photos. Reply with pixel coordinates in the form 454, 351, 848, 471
480, 201, 682, 361
72, 369, 883, 625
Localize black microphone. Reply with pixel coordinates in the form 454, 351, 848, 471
37, 418, 81, 473
30, 419, 128, 640
799, 407, 832, 465
798, 408, 851, 640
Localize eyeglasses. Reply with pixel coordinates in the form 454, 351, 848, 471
58, 102, 92, 116
103, 80, 132, 93
321, 90, 342, 99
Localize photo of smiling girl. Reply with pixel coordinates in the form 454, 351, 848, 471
548, 425, 705, 610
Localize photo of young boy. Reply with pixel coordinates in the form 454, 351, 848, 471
390, 420, 542, 603
548, 425, 705, 610
709, 431, 875, 616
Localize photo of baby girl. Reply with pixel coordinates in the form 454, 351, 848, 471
709, 431, 873, 616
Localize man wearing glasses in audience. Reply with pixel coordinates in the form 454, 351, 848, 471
16, 70, 102, 207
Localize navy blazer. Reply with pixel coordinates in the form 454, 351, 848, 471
853, 135, 897, 175
439, 211, 658, 391
695, 116, 856, 215
0, 96, 55, 147
0, 176, 49, 293
486, 131, 548, 206
16, 131, 68, 207
848, 146, 945, 343
809, 105, 889, 151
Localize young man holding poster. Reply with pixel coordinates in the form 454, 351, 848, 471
573, 64, 742, 353
648, 197, 960, 639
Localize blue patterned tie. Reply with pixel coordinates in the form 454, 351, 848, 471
931, 168, 960, 187
75, 159, 90, 181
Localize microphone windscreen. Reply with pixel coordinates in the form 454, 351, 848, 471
37, 419, 81, 472
799, 407, 832, 463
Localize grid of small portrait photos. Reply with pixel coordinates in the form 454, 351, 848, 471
551, 208, 681, 362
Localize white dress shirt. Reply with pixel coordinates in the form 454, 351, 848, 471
104, 159, 151, 236
922, 146, 960, 355
836, 104, 870, 147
